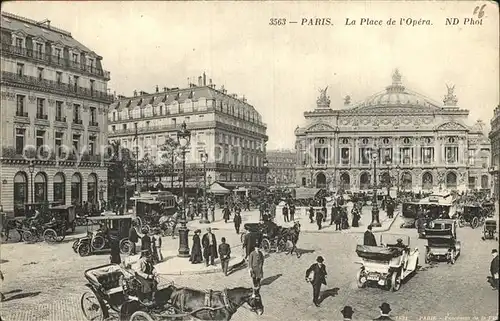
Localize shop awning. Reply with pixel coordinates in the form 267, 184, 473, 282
209, 182, 230, 194
294, 187, 321, 199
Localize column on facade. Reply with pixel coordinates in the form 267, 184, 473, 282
415, 138, 421, 166
354, 138, 359, 165
435, 134, 441, 165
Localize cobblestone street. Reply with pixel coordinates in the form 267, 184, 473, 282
1, 212, 498, 321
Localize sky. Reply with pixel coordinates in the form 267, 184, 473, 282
4, 1, 499, 150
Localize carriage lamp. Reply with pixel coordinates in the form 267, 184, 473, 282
176, 122, 191, 258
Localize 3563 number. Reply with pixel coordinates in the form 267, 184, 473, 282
269, 18, 286, 26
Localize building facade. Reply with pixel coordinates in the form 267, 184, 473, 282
107, 73, 268, 189
295, 70, 492, 193
0, 12, 113, 216
266, 149, 296, 186
489, 105, 500, 199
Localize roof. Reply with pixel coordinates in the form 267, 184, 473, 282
136, 199, 160, 205
88, 215, 134, 221
1, 12, 94, 54
209, 182, 230, 194
294, 187, 320, 199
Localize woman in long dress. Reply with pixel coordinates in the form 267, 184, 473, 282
189, 229, 203, 264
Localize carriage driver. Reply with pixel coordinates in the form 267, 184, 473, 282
134, 249, 159, 303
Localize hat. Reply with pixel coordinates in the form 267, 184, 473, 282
316, 256, 324, 263
492, 249, 498, 254
141, 249, 152, 256
379, 303, 391, 313
367, 225, 373, 230
195, 229, 201, 234
341, 306, 353, 318
141, 228, 148, 234
397, 238, 403, 243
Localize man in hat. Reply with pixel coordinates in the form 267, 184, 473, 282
373, 302, 393, 320
490, 249, 499, 289
341, 306, 354, 320
128, 221, 139, 255
316, 209, 324, 230
364, 225, 377, 246
248, 244, 265, 291
135, 249, 158, 303
140, 229, 152, 258
233, 212, 242, 234
305, 256, 327, 307
202, 227, 218, 266
218, 237, 231, 276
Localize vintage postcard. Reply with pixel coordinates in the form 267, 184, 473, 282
0, 1, 498, 321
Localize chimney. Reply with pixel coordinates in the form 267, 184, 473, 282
203, 72, 207, 86
163, 87, 167, 92
133, 90, 137, 97
155, 85, 159, 93
198, 76, 203, 86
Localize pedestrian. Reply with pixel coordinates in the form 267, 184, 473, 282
364, 225, 377, 246
341, 207, 350, 229
322, 205, 327, 222
289, 203, 295, 222
490, 249, 499, 289
189, 229, 203, 264
351, 206, 361, 227
335, 205, 342, 231
109, 236, 121, 265
282, 204, 289, 223
234, 212, 242, 234
128, 221, 139, 255
341, 305, 354, 320
223, 205, 231, 223
330, 204, 336, 226
202, 228, 218, 266
305, 256, 327, 307
219, 237, 231, 276
140, 229, 152, 258
152, 228, 163, 263
248, 244, 265, 292
373, 302, 393, 320
309, 206, 315, 223
316, 209, 324, 230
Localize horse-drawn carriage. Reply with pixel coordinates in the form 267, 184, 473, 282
424, 219, 461, 264
80, 264, 264, 321
355, 234, 419, 292
73, 215, 133, 257
240, 221, 300, 254
457, 204, 487, 229
132, 192, 177, 236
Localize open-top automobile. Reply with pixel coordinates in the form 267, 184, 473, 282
424, 219, 461, 264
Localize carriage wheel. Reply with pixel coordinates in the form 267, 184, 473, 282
91, 235, 105, 250
78, 243, 91, 257
261, 238, 271, 253
277, 239, 286, 253
471, 217, 478, 229
23, 231, 36, 243
43, 229, 58, 243
80, 291, 106, 321
478, 216, 485, 227
130, 310, 156, 321
391, 271, 402, 292
458, 216, 465, 228
119, 239, 132, 254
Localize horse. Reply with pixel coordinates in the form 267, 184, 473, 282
281, 222, 301, 256
159, 285, 264, 320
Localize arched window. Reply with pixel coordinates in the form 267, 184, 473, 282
144, 105, 153, 117
53, 172, 66, 205
301, 177, 307, 187
401, 172, 412, 191
316, 173, 326, 188
422, 172, 433, 190
34, 172, 48, 203
87, 173, 98, 205
71, 173, 82, 205
340, 173, 350, 190
446, 172, 457, 189
481, 175, 489, 189
360, 172, 371, 190
13, 171, 28, 216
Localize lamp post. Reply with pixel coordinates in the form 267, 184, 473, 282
386, 160, 391, 197
200, 152, 210, 223
371, 148, 381, 227
396, 164, 401, 196
263, 159, 269, 186
134, 122, 139, 196
207, 175, 214, 222
123, 167, 128, 212
28, 160, 35, 203
176, 122, 191, 257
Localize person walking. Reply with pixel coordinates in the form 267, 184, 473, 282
289, 203, 296, 222
309, 206, 315, 223
248, 245, 265, 292
490, 249, 499, 289
109, 236, 122, 264
223, 205, 231, 223
202, 228, 218, 266
364, 225, 377, 246
341, 306, 354, 320
305, 256, 327, 307
373, 302, 393, 320
233, 212, 242, 234
218, 237, 231, 276
140, 229, 152, 258
351, 206, 361, 227
151, 229, 163, 263
282, 204, 289, 223
128, 222, 139, 255
316, 209, 324, 230
189, 229, 203, 264
334, 205, 342, 231
322, 205, 327, 222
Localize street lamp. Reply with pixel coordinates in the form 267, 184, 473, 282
176, 121, 191, 258
396, 164, 401, 196
200, 152, 210, 224
371, 147, 381, 227
134, 122, 139, 196
386, 160, 391, 197
28, 160, 35, 203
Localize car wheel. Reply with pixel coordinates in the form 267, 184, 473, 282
23, 231, 36, 243
129, 310, 155, 321
391, 271, 402, 292
91, 236, 105, 250
119, 239, 132, 254
43, 229, 57, 243
72, 240, 79, 253
449, 250, 456, 264
471, 217, 478, 229
458, 216, 465, 228
356, 269, 366, 288
78, 243, 91, 257
80, 291, 106, 321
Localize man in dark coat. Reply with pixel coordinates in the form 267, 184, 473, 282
223, 206, 231, 223
140, 229, 152, 258
316, 210, 324, 230
490, 249, 499, 289
248, 245, 265, 291
233, 212, 242, 234
309, 206, 315, 223
364, 225, 377, 246
218, 237, 231, 276
305, 256, 327, 307
334, 205, 342, 231
386, 199, 395, 219
289, 203, 296, 222
109, 236, 121, 264
201, 228, 218, 266
373, 302, 393, 320
128, 222, 139, 255
282, 205, 289, 223
330, 205, 336, 226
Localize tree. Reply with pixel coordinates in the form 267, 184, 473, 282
107, 140, 136, 206
158, 137, 181, 189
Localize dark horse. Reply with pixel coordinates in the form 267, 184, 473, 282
154, 285, 264, 320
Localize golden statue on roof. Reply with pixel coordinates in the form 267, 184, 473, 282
316, 86, 331, 108
392, 69, 402, 85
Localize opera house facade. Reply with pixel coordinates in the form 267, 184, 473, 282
294, 70, 492, 193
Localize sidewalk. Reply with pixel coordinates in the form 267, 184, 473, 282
187, 209, 258, 232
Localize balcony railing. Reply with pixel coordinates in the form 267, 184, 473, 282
89, 121, 99, 127
73, 119, 83, 125
16, 111, 28, 117
55, 117, 67, 122
36, 114, 48, 120
1, 44, 111, 79
1, 71, 114, 103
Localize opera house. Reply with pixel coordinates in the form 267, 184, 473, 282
294, 70, 492, 193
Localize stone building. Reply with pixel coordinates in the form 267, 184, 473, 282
266, 149, 297, 186
294, 70, 492, 193
0, 12, 113, 216
107, 74, 268, 190
489, 105, 500, 199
